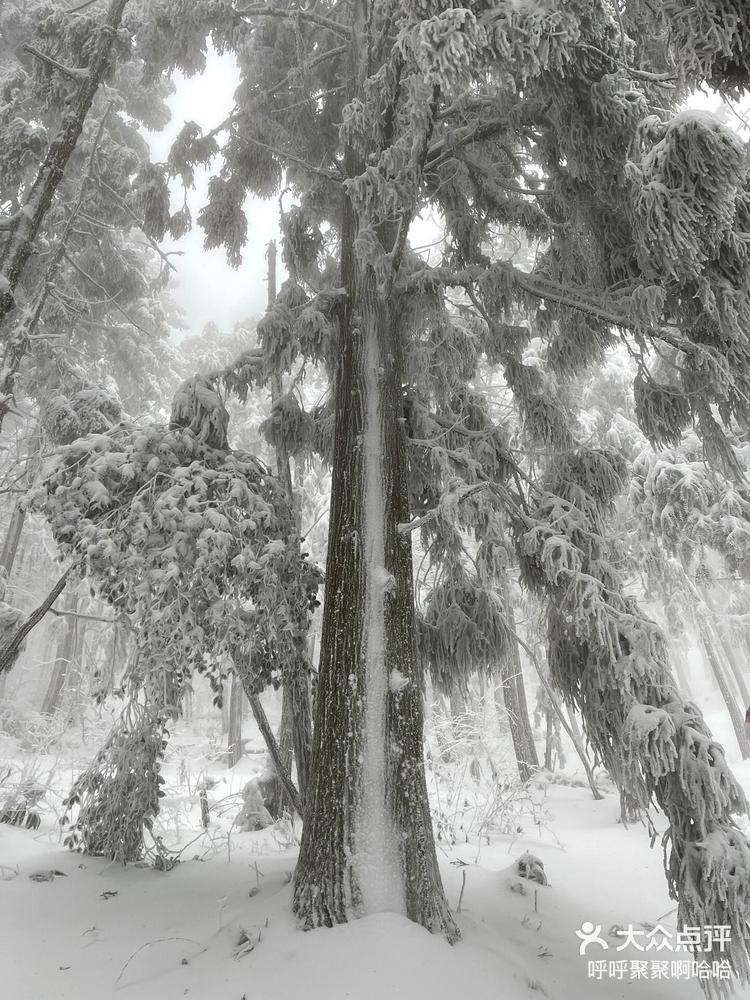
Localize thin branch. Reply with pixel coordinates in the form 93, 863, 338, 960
397, 482, 491, 535
94, 177, 178, 272
21, 43, 89, 80
426, 119, 508, 171
268, 44, 347, 97
230, 128, 342, 182
460, 152, 551, 197
577, 42, 676, 83
66, 0, 104, 12
235, 4, 352, 39
48, 606, 131, 628
62, 250, 153, 336
408, 262, 628, 328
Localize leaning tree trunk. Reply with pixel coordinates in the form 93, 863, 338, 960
293, 237, 458, 939
260, 685, 295, 819
0, 422, 42, 574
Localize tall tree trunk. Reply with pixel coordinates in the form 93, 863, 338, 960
264, 240, 314, 805
495, 571, 539, 782
700, 585, 750, 708
41, 592, 78, 716
1, 506, 26, 577
544, 707, 554, 770
697, 618, 749, 759
0, 422, 42, 576
293, 242, 457, 938
226, 674, 244, 768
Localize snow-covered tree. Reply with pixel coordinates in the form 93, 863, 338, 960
24, 0, 750, 984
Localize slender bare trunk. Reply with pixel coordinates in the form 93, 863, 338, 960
226, 674, 244, 768
701, 586, 750, 708
495, 571, 539, 782
41, 591, 79, 716
698, 618, 749, 759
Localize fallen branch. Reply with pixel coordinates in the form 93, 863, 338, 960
114, 937, 207, 990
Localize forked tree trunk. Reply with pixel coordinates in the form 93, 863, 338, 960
293, 250, 457, 939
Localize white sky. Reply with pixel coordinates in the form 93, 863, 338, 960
146, 46, 282, 340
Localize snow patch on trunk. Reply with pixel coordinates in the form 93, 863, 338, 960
354, 319, 406, 917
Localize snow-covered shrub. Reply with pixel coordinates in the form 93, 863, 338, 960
61, 697, 167, 863
234, 777, 273, 832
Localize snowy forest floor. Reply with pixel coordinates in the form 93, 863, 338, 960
2, 685, 750, 1000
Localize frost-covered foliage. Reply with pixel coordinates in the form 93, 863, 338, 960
0, 0, 179, 423
37, 414, 316, 703
631, 434, 750, 582
420, 561, 510, 694
61, 697, 168, 863
514, 463, 750, 983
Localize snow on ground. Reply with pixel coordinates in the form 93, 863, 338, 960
2, 669, 749, 1000
0, 775, 724, 1000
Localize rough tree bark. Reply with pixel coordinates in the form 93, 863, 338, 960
292, 204, 458, 937
0, 567, 72, 675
